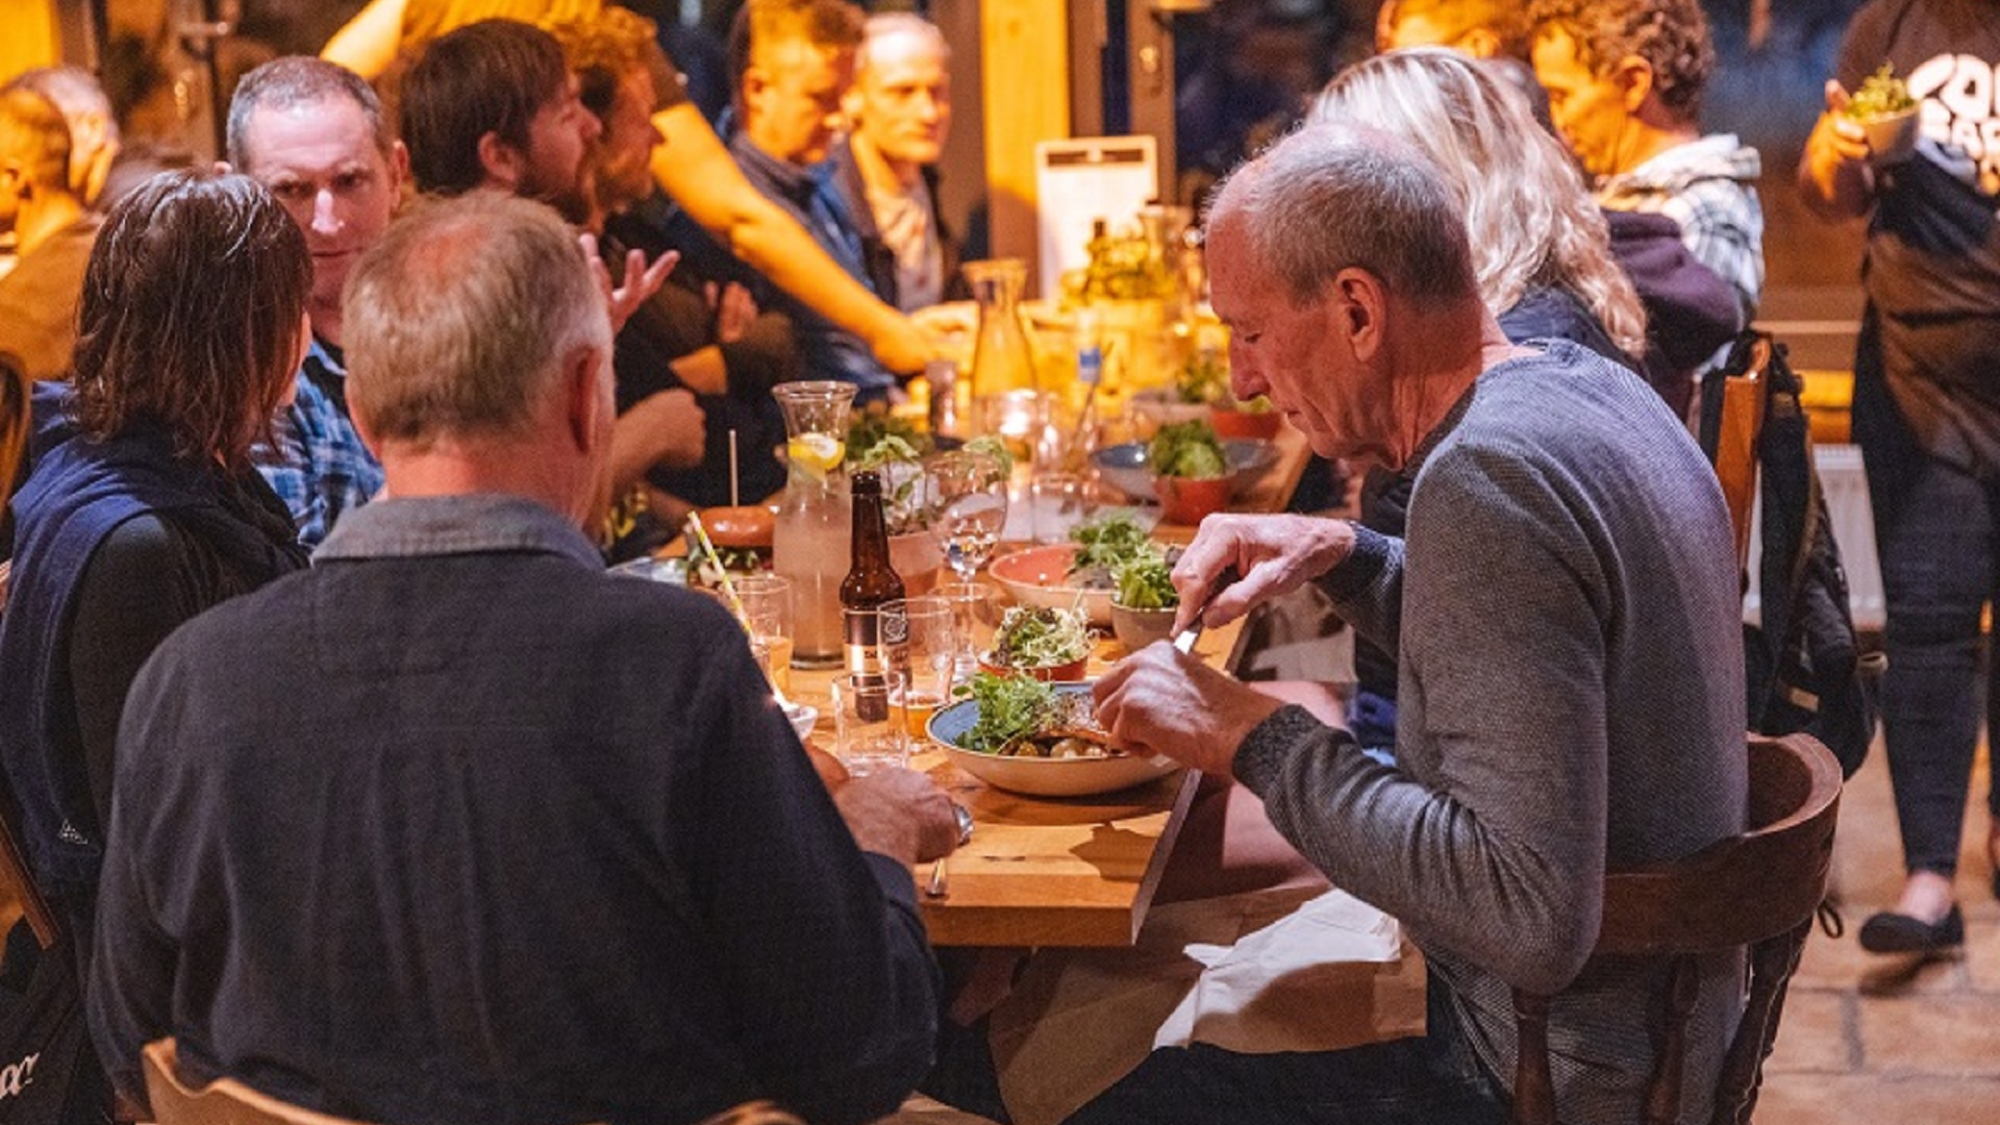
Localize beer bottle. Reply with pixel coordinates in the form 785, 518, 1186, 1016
841, 470, 906, 679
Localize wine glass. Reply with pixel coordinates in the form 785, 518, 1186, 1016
928, 449, 1009, 585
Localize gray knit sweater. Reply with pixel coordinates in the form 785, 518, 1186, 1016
1235, 340, 1748, 1125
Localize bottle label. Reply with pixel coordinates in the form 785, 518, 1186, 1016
845, 608, 884, 676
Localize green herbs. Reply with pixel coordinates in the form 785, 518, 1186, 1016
1069, 511, 1153, 574
956, 672, 1062, 754
991, 605, 1094, 668
1148, 420, 1229, 480
847, 406, 934, 465
960, 435, 1015, 482
1229, 394, 1274, 414
1846, 64, 1916, 120
1114, 553, 1178, 610
1177, 349, 1230, 405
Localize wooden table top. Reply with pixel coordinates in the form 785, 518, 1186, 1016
784, 419, 1315, 948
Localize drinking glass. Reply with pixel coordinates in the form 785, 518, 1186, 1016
830, 670, 908, 776
936, 580, 1003, 680
881, 596, 957, 737
928, 449, 1010, 584
732, 575, 793, 696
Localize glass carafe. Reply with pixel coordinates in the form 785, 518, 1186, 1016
963, 259, 1040, 425
772, 381, 856, 669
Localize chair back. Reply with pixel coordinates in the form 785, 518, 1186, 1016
1510, 732, 1842, 1125
1710, 336, 1770, 573
142, 1039, 809, 1125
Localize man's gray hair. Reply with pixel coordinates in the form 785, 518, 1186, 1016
344, 192, 611, 445
861, 11, 949, 66
1209, 123, 1477, 309
226, 56, 390, 169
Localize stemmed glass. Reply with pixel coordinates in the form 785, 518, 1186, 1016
928, 449, 1010, 584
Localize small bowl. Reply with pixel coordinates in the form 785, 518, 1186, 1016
977, 652, 1090, 682
1856, 106, 1919, 166
927, 682, 1181, 797
1110, 602, 1178, 650
1090, 440, 1279, 504
1209, 407, 1281, 441
1153, 475, 1232, 525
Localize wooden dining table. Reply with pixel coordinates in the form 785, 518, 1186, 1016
783, 420, 1316, 948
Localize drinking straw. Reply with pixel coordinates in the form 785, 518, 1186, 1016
685, 511, 748, 626
729, 429, 740, 508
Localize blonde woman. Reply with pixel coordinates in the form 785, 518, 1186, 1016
1311, 47, 1647, 366
1310, 48, 1652, 758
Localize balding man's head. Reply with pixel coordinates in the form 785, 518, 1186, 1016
344, 192, 610, 449
1208, 123, 1478, 311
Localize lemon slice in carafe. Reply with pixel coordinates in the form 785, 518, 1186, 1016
787, 432, 846, 479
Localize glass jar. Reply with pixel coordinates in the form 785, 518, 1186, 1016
772, 381, 857, 669
963, 258, 1040, 421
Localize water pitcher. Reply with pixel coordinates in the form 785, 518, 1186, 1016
772, 380, 856, 668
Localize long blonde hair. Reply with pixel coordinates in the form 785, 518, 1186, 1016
1309, 48, 1646, 359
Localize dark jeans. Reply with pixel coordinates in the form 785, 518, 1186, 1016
1850, 319, 2000, 878
1060, 975, 1509, 1125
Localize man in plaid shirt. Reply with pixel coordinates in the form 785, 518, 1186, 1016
1528, 0, 1764, 325
228, 58, 398, 547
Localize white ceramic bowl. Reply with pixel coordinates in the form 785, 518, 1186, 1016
1090, 439, 1279, 504
926, 683, 1180, 797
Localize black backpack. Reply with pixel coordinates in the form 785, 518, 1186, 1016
1701, 331, 1882, 778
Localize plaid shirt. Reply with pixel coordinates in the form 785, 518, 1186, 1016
254, 338, 384, 549
1597, 134, 1766, 322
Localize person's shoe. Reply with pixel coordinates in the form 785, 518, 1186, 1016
1858, 904, 1964, 954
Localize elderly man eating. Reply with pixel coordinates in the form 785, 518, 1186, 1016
1075, 124, 1748, 1125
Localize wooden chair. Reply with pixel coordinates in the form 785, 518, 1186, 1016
1509, 732, 1843, 1125
1710, 334, 1771, 573
142, 1039, 808, 1125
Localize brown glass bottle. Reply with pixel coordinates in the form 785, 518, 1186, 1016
841, 470, 906, 678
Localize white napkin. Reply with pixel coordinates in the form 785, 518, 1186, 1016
1154, 887, 1410, 1052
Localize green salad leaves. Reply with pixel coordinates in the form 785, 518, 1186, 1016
1148, 419, 1230, 480
955, 672, 1063, 754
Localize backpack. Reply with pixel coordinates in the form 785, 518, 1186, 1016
1701, 331, 1881, 778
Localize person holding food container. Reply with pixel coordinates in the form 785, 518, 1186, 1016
1079, 123, 1746, 1125
1800, 0, 2000, 957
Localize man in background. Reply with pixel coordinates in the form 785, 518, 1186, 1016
835, 11, 960, 313
3, 66, 119, 210
0, 87, 98, 382
400, 18, 708, 519
550, 8, 796, 523
1528, 0, 1764, 323
227, 58, 399, 547
88, 191, 958, 1125
672, 0, 898, 403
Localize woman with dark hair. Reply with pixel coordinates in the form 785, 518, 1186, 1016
0, 170, 312, 943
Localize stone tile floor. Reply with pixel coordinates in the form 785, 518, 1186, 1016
1757, 734, 2000, 1124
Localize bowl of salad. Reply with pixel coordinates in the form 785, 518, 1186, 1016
1209, 395, 1281, 441
987, 510, 1159, 625
1845, 63, 1920, 166
1090, 436, 1277, 506
1109, 551, 1180, 650
978, 604, 1095, 681
1147, 420, 1235, 525
928, 674, 1180, 797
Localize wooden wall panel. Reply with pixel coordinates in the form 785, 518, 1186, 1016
980, 0, 1070, 292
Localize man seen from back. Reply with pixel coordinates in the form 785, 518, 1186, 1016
87, 191, 959, 1125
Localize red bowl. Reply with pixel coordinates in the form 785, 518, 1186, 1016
978, 653, 1090, 682
1209, 408, 1281, 441
1153, 475, 1232, 526
697, 505, 775, 548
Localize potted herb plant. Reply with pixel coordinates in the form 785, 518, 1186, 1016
1148, 419, 1233, 525
1109, 550, 1180, 650
848, 409, 942, 592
